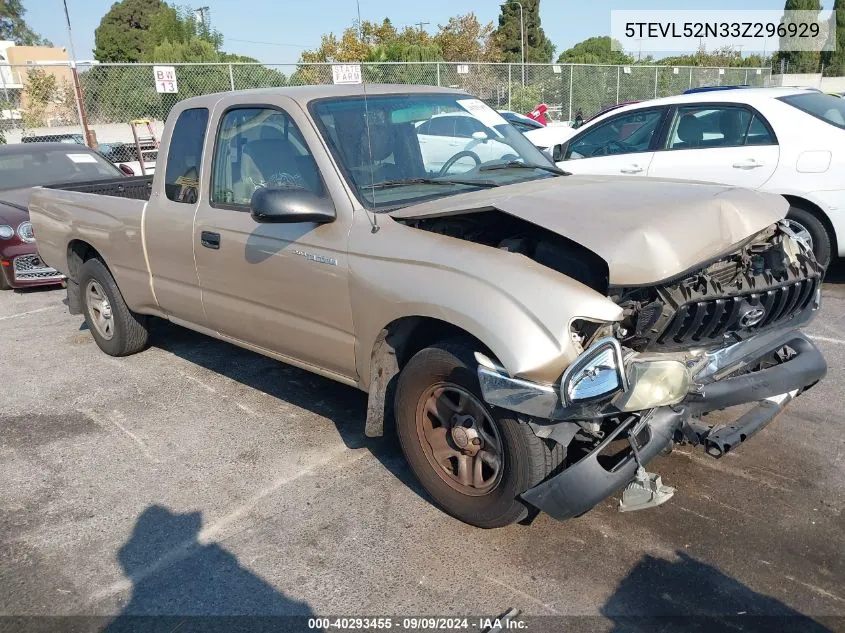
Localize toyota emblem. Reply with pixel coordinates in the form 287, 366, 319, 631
739, 306, 766, 327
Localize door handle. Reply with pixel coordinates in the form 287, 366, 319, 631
732, 159, 764, 169
201, 231, 220, 250
620, 165, 643, 174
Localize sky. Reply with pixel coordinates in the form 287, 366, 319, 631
25, 0, 813, 65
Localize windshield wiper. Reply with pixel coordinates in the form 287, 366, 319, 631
479, 161, 570, 176
364, 177, 499, 190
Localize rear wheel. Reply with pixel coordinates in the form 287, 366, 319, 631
395, 340, 564, 528
79, 258, 149, 356
785, 206, 833, 267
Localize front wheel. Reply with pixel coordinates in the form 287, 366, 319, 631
395, 340, 564, 528
79, 258, 149, 356
785, 206, 833, 267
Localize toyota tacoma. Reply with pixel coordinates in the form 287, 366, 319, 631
28, 85, 826, 527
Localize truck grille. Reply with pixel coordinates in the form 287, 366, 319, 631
13, 254, 63, 282
656, 277, 819, 348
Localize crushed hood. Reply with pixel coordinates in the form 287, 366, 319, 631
389, 175, 788, 286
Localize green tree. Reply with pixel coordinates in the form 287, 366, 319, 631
22, 67, 57, 128
0, 0, 51, 46
94, 0, 167, 62
823, 0, 845, 75
775, 0, 822, 73
434, 13, 502, 62
495, 0, 555, 63
556, 36, 633, 64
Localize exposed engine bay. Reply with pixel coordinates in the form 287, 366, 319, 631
399, 211, 823, 356
395, 209, 610, 294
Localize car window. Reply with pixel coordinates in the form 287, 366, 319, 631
455, 116, 490, 138
665, 106, 774, 150
566, 109, 663, 160
211, 107, 325, 208
425, 116, 456, 137
0, 148, 122, 190
779, 92, 845, 129
164, 107, 209, 203
746, 114, 776, 146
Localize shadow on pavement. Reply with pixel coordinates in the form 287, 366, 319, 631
600, 551, 834, 633
147, 320, 428, 502
101, 505, 319, 633
823, 260, 845, 285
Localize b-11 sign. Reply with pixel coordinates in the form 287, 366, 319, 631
153, 66, 178, 93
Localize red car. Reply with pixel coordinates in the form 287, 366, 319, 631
0, 143, 125, 290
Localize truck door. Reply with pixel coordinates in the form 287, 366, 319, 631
193, 100, 357, 380
143, 106, 209, 326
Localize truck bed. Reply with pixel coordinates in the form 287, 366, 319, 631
46, 175, 153, 201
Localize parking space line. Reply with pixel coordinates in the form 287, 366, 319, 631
179, 371, 218, 393
808, 335, 845, 346
782, 575, 845, 604
82, 408, 158, 463
86, 446, 367, 605
483, 576, 562, 615
0, 306, 58, 321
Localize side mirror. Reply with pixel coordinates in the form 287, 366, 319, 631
471, 131, 489, 141
552, 143, 567, 162
250, 187, 336, 224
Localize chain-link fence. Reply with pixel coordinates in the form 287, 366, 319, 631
0, 61, 772, 144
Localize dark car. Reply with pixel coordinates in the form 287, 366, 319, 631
0, 143, 125, 290
498, 110, 545, 131
21, 133, 86, 144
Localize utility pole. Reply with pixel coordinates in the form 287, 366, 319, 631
195, 6, 210, 25
415, 21, 430, 31
62, 0, 93, 148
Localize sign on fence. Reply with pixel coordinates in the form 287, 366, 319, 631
153, 66, 178, 93
456, 65, 469, 75
332, 64, 362, 85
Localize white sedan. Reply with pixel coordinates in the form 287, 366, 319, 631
415, 112, 519, 173
549, 88, 845, 265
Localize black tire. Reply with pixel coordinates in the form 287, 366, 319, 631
78, 258, 149, 356
786, 205, 833, 267
395, 340, 564, 528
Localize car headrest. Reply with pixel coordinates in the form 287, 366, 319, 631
677, 114, 703, 144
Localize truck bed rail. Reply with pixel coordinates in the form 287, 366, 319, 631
46, 175, 153, 201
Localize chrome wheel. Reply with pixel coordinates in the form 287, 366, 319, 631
784, 219, 814, 252
415, 383, 503, 496
86, 280, 115, 340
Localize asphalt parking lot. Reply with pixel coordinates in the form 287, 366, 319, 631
1, 268, 844, 632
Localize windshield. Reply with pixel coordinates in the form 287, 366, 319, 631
311, 93, 560, 210
0, 147, 122, 190
779, 92, 845, 129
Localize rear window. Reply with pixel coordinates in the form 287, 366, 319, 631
778, 92, 845, 129
0, 148, 121, 190
164, 107, 209, 203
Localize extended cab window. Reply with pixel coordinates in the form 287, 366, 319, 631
164, 107, 209, 203
211, 107, 325, 207
665, 106, 775, 149
566, 109, 663, 160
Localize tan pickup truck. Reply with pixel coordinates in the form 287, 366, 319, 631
29, 85, 827, 528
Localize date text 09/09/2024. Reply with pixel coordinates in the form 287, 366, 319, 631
307, 617, 527, 630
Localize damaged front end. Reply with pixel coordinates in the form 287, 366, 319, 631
476, 222, 827, 521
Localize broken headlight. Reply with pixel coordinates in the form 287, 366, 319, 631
560, 337, 627, 405
616, 359, 691, 412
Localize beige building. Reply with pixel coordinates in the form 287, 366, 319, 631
0, 41, 74, 126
